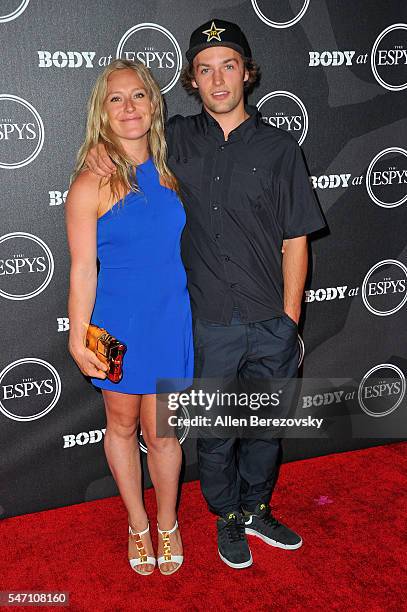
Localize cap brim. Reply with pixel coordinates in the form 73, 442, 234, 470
186, 41, 245, 63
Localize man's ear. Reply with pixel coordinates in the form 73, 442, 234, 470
191, 79, 198, 89
243, 68, 249, 83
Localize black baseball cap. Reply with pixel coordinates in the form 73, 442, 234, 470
186, 19, 252, 63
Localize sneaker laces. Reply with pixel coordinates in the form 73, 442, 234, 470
260, 505, 280, 527
224, 513, 245, 543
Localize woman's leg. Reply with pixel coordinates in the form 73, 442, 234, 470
140, 394, 183, 573
102, 389, 154, 573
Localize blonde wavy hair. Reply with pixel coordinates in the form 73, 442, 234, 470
72, 58, 179, 206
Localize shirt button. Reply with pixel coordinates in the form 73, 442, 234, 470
212, 204, 219, 211
215, 233, 221, 239
218, 145, 225, 151
230, 283, 238, 288
214, 176, 220, 181
224, 255, 230, 262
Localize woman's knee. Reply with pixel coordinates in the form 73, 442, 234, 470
106, 412, 140, 439
141, 428, 180, 453
103, 392, 140, 439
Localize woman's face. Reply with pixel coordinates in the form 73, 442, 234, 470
104, 68, 154, 144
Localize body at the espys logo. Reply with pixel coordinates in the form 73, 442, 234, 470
0, 232, 54, 301
0, 95, 44, 169
36, 23, 181, 93
256, 91, 308, 145
309, 23, 407, 91
116, 23, 181, 93
304, 262, 407, 314
358, 364, 405, 417
365, 148, 407, 208
0, 0, 30, 23
308, 148, 407, 201
362, 259, 407, 316
251, 0, 309, 29
0, 358, 61, 421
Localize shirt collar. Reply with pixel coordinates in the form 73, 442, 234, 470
199, 104, 262, 143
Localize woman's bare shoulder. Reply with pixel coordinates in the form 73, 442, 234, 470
69, 168, 102, 197
66, 169, 113, 215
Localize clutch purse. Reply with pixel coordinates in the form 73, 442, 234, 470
85, 324, 127, 383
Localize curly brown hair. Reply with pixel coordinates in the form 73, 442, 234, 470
180, 56, 260, 101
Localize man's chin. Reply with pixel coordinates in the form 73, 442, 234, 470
204, 100, 237, 115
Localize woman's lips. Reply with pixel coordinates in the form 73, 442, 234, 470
121, 116, 142, 122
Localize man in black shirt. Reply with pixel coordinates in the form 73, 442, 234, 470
86, 19, 326, 570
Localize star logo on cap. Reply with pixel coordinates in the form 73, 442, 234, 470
202, 21, 225, 42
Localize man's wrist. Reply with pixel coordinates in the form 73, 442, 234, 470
284, 307, 301, 324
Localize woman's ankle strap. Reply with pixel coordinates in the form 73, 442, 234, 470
157, 519, 178, 535
129, 521, 150, 537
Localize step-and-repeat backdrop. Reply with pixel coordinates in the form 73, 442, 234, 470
1, 0, 406, 518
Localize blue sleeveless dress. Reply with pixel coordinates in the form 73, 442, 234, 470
90, 158, 193, 394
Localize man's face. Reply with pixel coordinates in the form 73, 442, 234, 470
191, 46, 248, 115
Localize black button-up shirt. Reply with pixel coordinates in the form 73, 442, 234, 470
166, 105, 326, 324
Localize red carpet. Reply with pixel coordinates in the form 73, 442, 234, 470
2, 442, 406, 611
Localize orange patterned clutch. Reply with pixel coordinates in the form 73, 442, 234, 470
85, 324, 127, 383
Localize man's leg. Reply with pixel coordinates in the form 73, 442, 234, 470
238, 314, 303, 549
193, 317, 244, 514
193, 316, 253, 568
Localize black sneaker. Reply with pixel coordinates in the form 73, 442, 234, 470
217, 511, 253, 569
243, 503, 302, 550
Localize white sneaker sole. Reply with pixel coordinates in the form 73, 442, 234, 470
218, 549, 253, 569
245, 528, 303, 550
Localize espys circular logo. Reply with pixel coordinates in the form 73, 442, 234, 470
371, 23, 407, 91
0, 232, 54, 301
251, 0, 309, 28
116, 23, 181, 94
358, 363, 405, 418
0, 358, 61, 421
256, 91, 308, 145
0, 0, 30, 23
365, 147, 407, 208
0, 95, 44, 169
138, 404, 190, 454
362, 259, 407, 316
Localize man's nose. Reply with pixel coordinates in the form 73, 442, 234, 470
213, 69, 225, 85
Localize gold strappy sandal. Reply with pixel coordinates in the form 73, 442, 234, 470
157, 520, 183, 575
128, 522, 156, 575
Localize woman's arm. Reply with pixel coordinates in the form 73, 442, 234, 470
65, 170, 108, 379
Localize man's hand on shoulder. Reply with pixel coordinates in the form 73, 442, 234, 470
85, 142, 116, 177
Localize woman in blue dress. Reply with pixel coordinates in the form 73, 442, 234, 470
66, 59, 193, 576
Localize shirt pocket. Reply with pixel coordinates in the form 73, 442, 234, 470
227, 164, 270, 211
168, 154, 204, 197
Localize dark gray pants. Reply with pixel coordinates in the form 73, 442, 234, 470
194, 309, 299, 516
